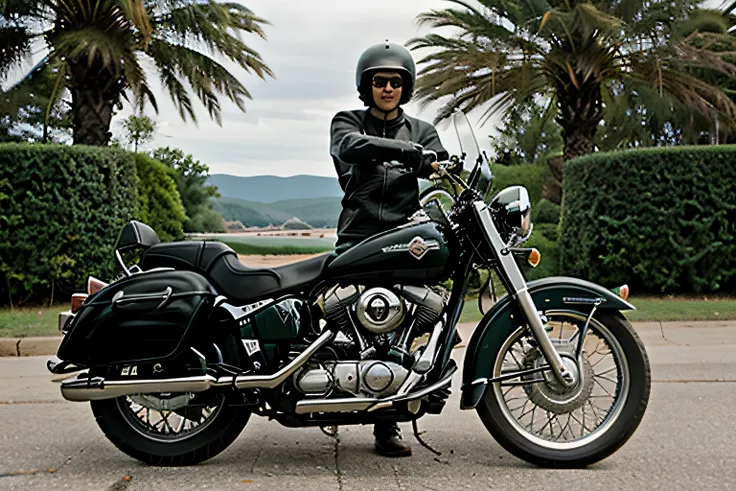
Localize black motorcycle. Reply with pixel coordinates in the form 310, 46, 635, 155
49, 111, 650, 468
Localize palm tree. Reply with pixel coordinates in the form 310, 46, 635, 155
408, 0, 736, 161
0, 0, 273, 146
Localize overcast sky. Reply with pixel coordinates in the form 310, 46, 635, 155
112, 0, 499, 177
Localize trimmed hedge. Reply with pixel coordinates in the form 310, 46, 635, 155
0, 144, 137, 306
135, 153, 186, 242
0, 145, 189, 307
561, 146, 736, 293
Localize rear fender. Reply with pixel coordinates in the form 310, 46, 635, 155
460, 276, 634, 409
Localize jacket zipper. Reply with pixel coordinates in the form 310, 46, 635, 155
378, 166, 387, 221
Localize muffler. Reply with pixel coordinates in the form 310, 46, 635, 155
60, 374, 217, 401
60, 330, 334, 402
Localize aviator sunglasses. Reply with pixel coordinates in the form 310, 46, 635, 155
372, 76, 403, 89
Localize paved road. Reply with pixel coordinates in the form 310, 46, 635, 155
1, 321, 735, 491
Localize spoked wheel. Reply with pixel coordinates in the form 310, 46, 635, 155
90, 337, 250, 466
91, 389, 250, 466
119, 392, 226, 441
477, 311, 650, 467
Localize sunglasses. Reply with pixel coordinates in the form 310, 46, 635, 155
372, 76, 403, 89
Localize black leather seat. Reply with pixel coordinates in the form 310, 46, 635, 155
140, 241, 333, 303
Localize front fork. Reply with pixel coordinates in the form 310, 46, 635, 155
473, 202, 576, 388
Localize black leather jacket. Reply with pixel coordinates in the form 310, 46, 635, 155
330, 109, 448, 248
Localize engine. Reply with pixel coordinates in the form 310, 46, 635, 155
294, 360, 409, 398
324, 284, 445, 336
292, 284, 447, 398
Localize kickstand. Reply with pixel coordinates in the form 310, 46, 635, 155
412, 420, 441, 456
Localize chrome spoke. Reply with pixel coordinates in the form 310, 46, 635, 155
493, 313, 630, 450
119, 394, 223, 443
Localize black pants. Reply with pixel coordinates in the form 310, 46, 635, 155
334, 240, 401, 437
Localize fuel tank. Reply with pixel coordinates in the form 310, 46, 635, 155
328, 221, 453, 284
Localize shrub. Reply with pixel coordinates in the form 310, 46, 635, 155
561, 146, 736, 293
0, 143, 137, 306
134, 153, 187, 242
489, 160, 549, 205
533, 199, 561, 224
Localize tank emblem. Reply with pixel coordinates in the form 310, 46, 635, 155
382, 236, 440, 260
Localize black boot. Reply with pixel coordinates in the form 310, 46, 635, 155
374, 421, 412, 457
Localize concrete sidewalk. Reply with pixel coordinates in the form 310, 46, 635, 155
1, 320, 735, 357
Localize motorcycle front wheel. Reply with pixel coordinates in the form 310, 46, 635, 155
476, 311, 650, 468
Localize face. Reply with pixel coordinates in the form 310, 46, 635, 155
371, 71, 403, 112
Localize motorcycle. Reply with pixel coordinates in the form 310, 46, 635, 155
48, 111, 650, 468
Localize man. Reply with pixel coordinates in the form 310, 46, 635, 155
329, 41, 449, 457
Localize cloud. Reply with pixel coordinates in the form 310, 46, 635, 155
114, 0, 500, 177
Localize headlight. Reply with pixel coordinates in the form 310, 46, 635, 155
489, 186, 532, 245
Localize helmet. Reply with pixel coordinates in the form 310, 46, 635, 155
356, 41, 416, 106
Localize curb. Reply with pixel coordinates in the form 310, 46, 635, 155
0, 337, 62, 357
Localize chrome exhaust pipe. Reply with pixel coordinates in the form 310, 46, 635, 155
61, 331, 334, 402
61, 374, 217, 402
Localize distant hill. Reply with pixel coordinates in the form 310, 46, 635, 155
215, 196, 341, 228
209, 174, 342, 203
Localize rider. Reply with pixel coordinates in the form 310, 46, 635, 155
329, 41, 449, 457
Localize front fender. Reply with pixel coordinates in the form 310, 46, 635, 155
460, 276, 634, 409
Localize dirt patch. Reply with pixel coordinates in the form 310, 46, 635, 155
237, 254, 324, 268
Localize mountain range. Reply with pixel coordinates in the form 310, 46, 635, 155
208, 174, 342, 203
208, 174, 343, 228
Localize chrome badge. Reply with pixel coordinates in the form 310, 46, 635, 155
382, 236, 441, 260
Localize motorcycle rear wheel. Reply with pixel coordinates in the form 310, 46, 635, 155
90, 337, 250, 466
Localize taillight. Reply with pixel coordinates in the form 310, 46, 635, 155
71, 293, 88, 313
87, 276, 109, 295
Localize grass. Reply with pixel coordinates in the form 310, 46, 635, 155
459, 295, 736, 324
0, 306, 61, 338
1, 296, 734, 339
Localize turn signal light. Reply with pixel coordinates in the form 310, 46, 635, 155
71, 293, 88, 313
612, 284, 630, 301
527, 248, 541, 268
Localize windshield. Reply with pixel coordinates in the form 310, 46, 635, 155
450, 111, 493, 198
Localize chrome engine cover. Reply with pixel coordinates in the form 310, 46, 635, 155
294, 361, 409, 398
356, 287, 405, 334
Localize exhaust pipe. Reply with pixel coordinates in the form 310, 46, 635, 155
61, 330, 334, 402
61, 374, 217, 402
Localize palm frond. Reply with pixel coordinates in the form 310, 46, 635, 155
151, 1, 273, 79
147, 39, 253, 125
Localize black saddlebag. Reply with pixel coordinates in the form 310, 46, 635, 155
57, 270, 215, 366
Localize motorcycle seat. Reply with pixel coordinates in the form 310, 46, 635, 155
140, 241, 333, 303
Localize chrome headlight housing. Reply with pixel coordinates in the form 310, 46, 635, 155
489, 186, 532, 246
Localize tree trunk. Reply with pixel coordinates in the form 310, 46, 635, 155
68, 61, 118, 146
542, 155, 564, 205
557, 82, 604, 162
549, 82, 603, 203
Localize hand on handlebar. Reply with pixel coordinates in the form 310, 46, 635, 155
431, 155, 462, 176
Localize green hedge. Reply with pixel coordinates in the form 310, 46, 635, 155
0, 145, 189, 307
561, 146, 736, 293
135, 153, 186, 242
0, 143, 137, 306
489, 161, 549, 206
